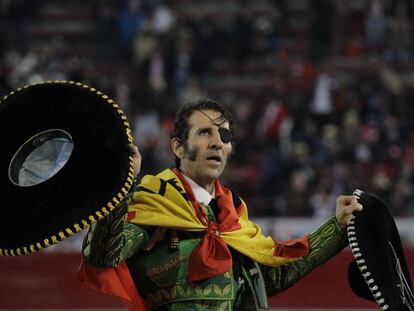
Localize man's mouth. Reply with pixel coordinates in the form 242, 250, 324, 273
206, 155, 222, 164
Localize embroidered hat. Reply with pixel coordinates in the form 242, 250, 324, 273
347, 189, 414, 310
0, 81, 135, 256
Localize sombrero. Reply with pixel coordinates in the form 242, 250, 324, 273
347, 189, 414, 310
0, 81, 135, 256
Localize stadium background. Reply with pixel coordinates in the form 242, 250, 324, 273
1, 0, 413, 309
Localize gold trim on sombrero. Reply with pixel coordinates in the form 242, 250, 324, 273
0, 80, 135, 256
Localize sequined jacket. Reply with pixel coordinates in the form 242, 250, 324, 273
83, 186, 347, 310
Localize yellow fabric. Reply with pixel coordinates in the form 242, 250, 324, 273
129, 169, 296, 267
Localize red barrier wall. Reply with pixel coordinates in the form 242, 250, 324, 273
1, 249, 413, 309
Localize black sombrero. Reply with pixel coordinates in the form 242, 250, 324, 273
347, 189, 414, 310
0, 81, 135, 256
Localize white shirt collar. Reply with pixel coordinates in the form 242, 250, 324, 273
182, 174, 215, 205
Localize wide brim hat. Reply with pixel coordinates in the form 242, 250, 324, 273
347, 189, 414, 310
0, 81, 135, 256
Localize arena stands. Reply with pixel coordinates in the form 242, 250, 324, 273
1, 0, 413, 309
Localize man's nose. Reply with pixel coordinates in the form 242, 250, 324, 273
209, 131, 224, 149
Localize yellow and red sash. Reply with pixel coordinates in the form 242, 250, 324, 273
79, 168, 309, 311
128, 168, 309, 282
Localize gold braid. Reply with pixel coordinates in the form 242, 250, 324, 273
83, 181, 149, 268
260, 217, 348, 295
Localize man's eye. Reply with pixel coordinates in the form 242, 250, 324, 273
199, 130, 209, 136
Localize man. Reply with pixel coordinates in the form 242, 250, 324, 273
80, 99, 362, 310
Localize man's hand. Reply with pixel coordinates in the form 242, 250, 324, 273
335, 195, 363, 229
128, 143, 141, 177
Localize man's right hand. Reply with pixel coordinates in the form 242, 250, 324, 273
128, 143, 141, 177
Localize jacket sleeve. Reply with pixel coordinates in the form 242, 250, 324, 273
82, 183, 149, 268
260, 217, 348, 295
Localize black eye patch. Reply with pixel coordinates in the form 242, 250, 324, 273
219, 128, 232, 144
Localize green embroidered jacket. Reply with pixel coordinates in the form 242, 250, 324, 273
83, 188, 347, 310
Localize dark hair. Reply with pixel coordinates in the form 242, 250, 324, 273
171, 99, 234, 167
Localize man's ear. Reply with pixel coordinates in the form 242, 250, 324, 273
171, 138, 184, 159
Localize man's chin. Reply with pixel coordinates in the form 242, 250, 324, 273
204, 167, 224, 180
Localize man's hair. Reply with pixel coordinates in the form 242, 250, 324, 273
171, 99, 234, 167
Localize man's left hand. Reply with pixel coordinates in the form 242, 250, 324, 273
335, 195, 363, 229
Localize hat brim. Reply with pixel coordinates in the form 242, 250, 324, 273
0, 81, 134, 256
347, 190, 414, 310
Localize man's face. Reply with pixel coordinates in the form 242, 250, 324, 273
174, 109, 232, 189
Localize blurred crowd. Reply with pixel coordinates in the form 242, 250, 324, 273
1, 0, 414, 217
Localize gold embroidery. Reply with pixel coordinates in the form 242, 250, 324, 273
222, 284, 232, 295
261, 217, 347, 295
146, 283, 232, 308
203, 284, 213, 296
146, 255, 185, 278
218, 301, 231, 311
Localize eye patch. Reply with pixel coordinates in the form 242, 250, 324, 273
219, 128, 232, 144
